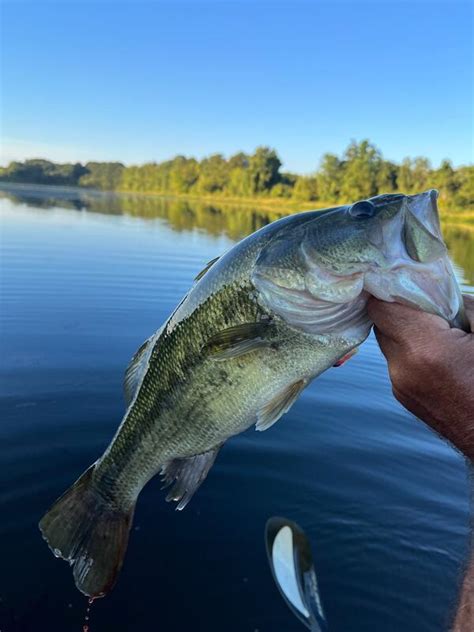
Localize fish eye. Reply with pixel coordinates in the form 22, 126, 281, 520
349, 200, 375, 219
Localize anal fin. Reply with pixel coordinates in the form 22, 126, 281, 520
160, 445, 222, 511
256, 379, 307, 431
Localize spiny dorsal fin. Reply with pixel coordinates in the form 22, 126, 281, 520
124, 327, 162, 406
204, 321, 275, 361
194, 256, 220, 282
256, 379, 307, 431
160, 445, 222, 511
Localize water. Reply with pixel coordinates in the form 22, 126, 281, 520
0, 184, 472, 632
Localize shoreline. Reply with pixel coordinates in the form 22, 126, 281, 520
1, 181, 472, 224
0, 181, 322, 215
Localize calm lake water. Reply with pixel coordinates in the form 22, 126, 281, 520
0, 184, 473, 632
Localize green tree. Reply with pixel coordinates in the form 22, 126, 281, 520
228, 152, 249, 170
340, 140, 382, 200
197, 154, 229, 193
292, 175, 318, 201
398, 158, 414, 193
169, 156, 200, 193
79, 162, 124, 190
398, 157, 432, 194
433, 159, 456, 205
411, 157, 432, 191
0, 159, 87, 185
248, 147, 282, 194
376, 160, 398, 193
227, 167, 252, 196
316, 153, 343, 203
451, 166, 474, 208
1, 144, 471, 210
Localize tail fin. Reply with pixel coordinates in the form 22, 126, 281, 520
39, 465, 135, 598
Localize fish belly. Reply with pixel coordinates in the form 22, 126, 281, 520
98, 327, 348, 504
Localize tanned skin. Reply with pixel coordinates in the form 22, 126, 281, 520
367, 295, 474, 632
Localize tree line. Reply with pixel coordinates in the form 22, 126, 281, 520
0, 140, 472, 208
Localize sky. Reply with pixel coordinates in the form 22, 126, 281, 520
1, 0, 472, 173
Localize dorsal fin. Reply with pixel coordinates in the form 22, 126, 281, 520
194, 256, 220, 282
160, 445, 222, 510
203, 321, 275, 361
256, 379, 307, 431
124, 326, 162, 406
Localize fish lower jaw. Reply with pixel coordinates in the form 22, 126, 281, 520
363, 268, 461, 325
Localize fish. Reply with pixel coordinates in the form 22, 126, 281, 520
39, 189, 467, 598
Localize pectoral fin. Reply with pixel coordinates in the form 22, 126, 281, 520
256, 379, 307, 431
333, 347, 358, 367
160, 445, 222, 511
204, 321, 275, 360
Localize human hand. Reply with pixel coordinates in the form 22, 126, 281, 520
367, 294, 474, 461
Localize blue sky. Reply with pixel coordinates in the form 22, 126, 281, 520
2, 1, 472, 172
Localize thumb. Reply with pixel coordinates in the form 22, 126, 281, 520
367, 297, 449, 345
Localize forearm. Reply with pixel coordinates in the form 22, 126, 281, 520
391, 384, 474, 462
367, 296, 474, 630
452, 553, 474, 631
368, 296, 474, 461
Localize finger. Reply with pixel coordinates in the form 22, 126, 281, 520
372, 327, 417, 393
367, 297, 448, 344
462, 294, 474, 329
372, 326, 399, 361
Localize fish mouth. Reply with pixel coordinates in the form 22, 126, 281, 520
406, 189, 442, 237
364, 258, 463, 323
365, 190, 467, 329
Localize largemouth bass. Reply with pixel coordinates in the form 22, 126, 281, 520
39, 190, 467, 597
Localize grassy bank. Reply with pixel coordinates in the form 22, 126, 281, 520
441, 210, 474, 228
120, 188, 474, 222
116, 188, 326, 215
